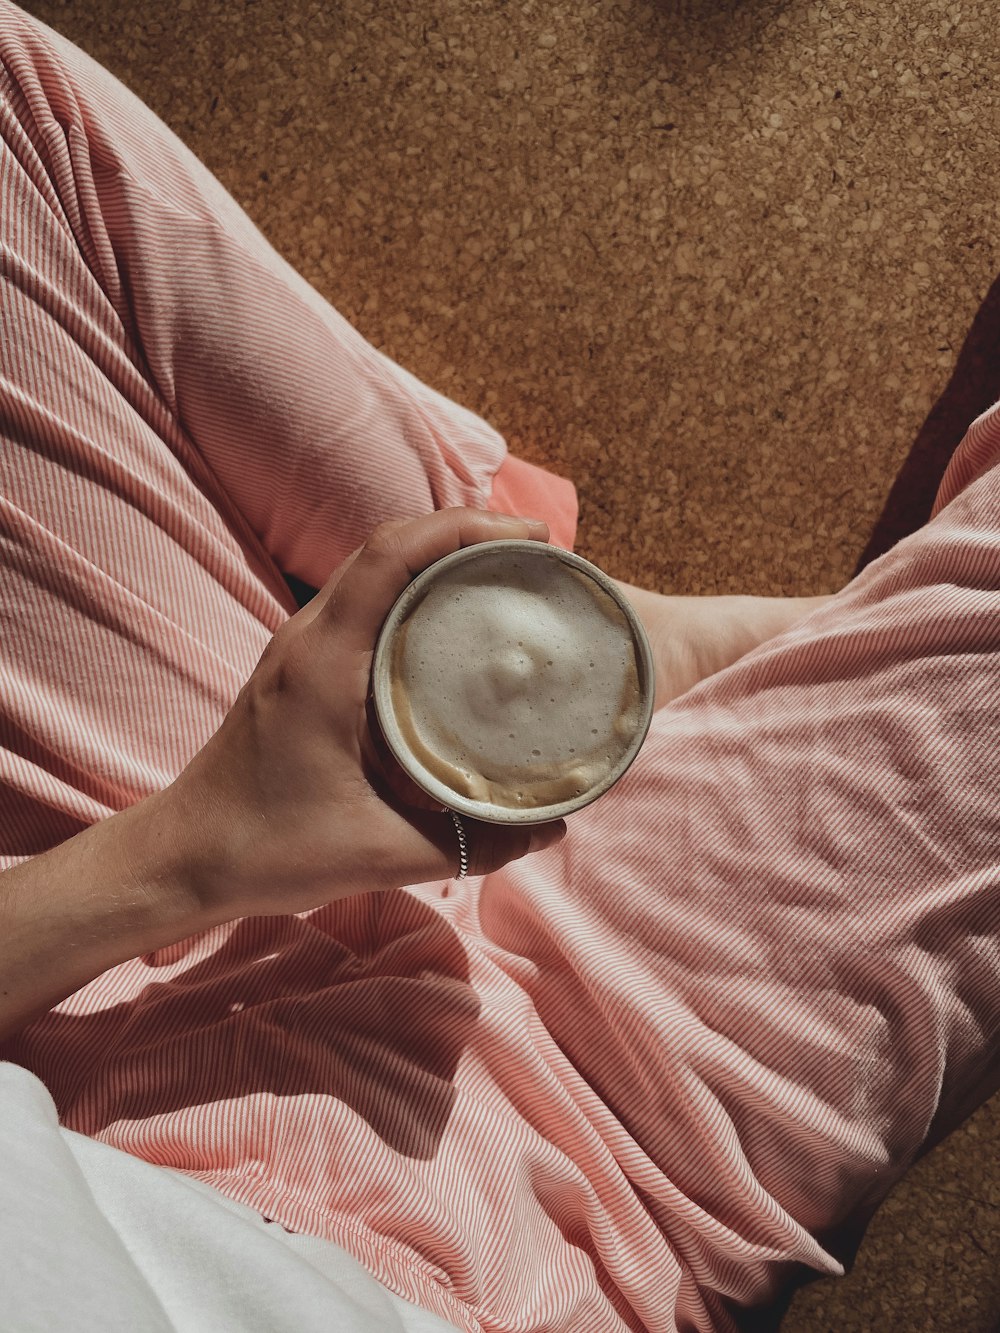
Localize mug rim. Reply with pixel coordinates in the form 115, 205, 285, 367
371, 539, 655, 825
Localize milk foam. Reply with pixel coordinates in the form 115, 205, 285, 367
387, 547, 643, 809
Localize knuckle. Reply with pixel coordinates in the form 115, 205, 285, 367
365, 521, 407, 560
256, 629, 311, 698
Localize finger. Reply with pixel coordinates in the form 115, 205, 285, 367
463, 815, 567, 879
394, 806, 568, 883
318, 508, 550, 655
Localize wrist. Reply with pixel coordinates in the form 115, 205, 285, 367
119, 786, 225, 935
0, 788, 220, 1043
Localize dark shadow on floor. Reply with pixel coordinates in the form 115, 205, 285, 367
856, 269, 1000, 573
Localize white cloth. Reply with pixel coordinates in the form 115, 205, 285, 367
0, 1061, 460, 1333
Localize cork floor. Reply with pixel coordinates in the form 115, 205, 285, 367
18, 0, 1000, 1327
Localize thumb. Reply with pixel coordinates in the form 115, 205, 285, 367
314, 508, 549, 656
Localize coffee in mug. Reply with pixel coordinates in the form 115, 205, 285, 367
371, 540, 655, 824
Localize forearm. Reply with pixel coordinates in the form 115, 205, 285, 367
0, 789, 214, 1043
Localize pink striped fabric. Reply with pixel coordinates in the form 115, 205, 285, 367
1, 3, 998, 1329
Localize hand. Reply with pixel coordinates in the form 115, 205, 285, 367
159, 509, 567, 920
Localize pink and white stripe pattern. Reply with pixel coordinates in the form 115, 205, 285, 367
1, 3, 998, 1329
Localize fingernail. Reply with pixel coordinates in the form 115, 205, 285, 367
494, 513, 545, 527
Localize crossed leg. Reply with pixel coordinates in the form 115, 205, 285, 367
3, 6, 999, 1333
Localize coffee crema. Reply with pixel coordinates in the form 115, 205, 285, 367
383, 544, 646, 811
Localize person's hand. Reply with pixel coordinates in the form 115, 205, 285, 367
157, 509, 567, 921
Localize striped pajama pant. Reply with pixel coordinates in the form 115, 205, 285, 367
1, 3, 998, 1330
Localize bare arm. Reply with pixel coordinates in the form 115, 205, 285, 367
0, 788, 215, 1044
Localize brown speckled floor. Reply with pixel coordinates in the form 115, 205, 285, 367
16, 0, 1000, 1327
